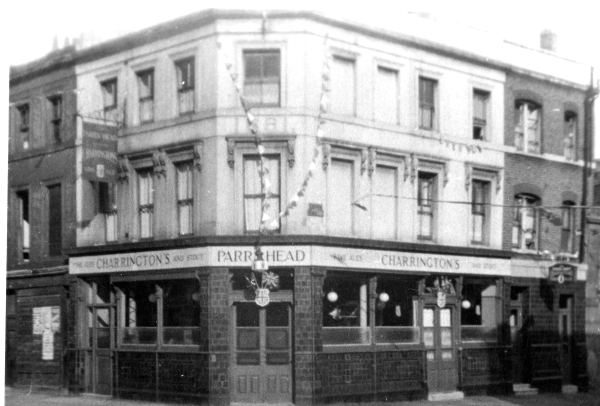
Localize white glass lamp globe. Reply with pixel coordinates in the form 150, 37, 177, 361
327, 291, 338, 303
461, 300, 471, 309
379, 292, 390, 303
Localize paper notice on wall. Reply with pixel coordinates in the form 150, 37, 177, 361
42, 331, 54, 360
33, 308, 44, 335
33, 306, 60, 335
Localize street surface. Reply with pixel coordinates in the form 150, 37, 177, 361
5, 386, 600, 406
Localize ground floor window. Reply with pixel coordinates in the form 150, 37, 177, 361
117, 279, 200, 347
323, 273, 420, 346
460, 278, 500, 342
375, 276, 420, 344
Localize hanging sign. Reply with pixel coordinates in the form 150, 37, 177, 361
82, 121, 118, 183
549, 263, 576, 284
255, 288, 271, 307
437, 292, 447, 308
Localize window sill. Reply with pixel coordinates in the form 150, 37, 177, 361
323, 343, 424, 353
116, 344, 201, 353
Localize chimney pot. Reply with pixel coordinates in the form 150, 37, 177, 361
540, 29, 557, 52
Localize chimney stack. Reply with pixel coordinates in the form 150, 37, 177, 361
540, 29, 557, 52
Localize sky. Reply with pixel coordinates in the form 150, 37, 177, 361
2, 0, 600, 156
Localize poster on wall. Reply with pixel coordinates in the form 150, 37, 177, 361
32, 306, 60, 361
32, 306, 60, 335
42, 331, 54, 360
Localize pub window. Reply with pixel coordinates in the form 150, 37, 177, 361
243, 155, 280, 234
137, 69, 154, 123
418, 171, 437, 240
471, 180, 491, 244
473, 89, 490, 140
48, 184, 62, 256
175, 57, 195, 115
98, 182, 118, 242
419, 77, 437, 130
118, 279, 200, 347
514, 100, 541, 154
16, 190, 30, 262
323, 274, 370, 345
176, 161, 194, 235
560, 201, 576, 254
564, 112, 576, 160
137, 169, 154, 239
375, 276, 419, 344
101, 78, 118, 122
48, 95, 62, 142
512, 193, 539, 250
243, 49, 281, 107
17, 104, 30, 149
461, 278, 499, 342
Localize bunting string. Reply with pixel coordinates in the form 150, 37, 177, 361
279, 34, 330, 219
218, 42, 277, 232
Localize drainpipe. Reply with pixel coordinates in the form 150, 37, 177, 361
580, 67, 598, 263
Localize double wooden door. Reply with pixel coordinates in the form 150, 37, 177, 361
423, 304, 458, 393
231, 301, 292, 404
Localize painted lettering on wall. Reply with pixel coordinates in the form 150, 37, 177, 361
95, 252, 171, 269
381, 255, 460, 270
216, 249, 306, 264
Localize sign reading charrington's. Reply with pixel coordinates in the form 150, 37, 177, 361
69, 245, 510, 276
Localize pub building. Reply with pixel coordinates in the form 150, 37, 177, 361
14, 7, 585, 405
67, 239, 586, 404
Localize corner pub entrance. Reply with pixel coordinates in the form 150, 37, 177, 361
67, 242, 585, 404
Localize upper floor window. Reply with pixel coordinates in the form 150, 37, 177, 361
327, 158, 354, 236
473, 89, 490, 140
137, 69, 154, 123
417, 172, 437, 240
137, 169, 154, 239
175, 57, 195, 115
373, 165, 398, 240
176, 162, 194, 235
512, 194, 539, 250
561, 201, 576, 254
471, 180, 491, 244
514, 101, 541, 154
17, 104, 30, 149
331, 56, 356, 116
49, 96, 62, 143
243, 156, 280, 234
375, 66, 399, 124
101, 79, 118, 122
564, 112, 577, 160
419, 77, 437, 130
48, 184, 62, 257
243, 50, 280, 107
98, 182, 118, 242
16, 190, 30, 262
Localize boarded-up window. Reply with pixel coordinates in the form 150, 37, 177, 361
48, 184, 62, 256
373, 165, 397, 239
327, 159, 353, 236
375, 67, 399, 124
331, 56, 355, 116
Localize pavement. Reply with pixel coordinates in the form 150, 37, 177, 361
5, 386, 600, 406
